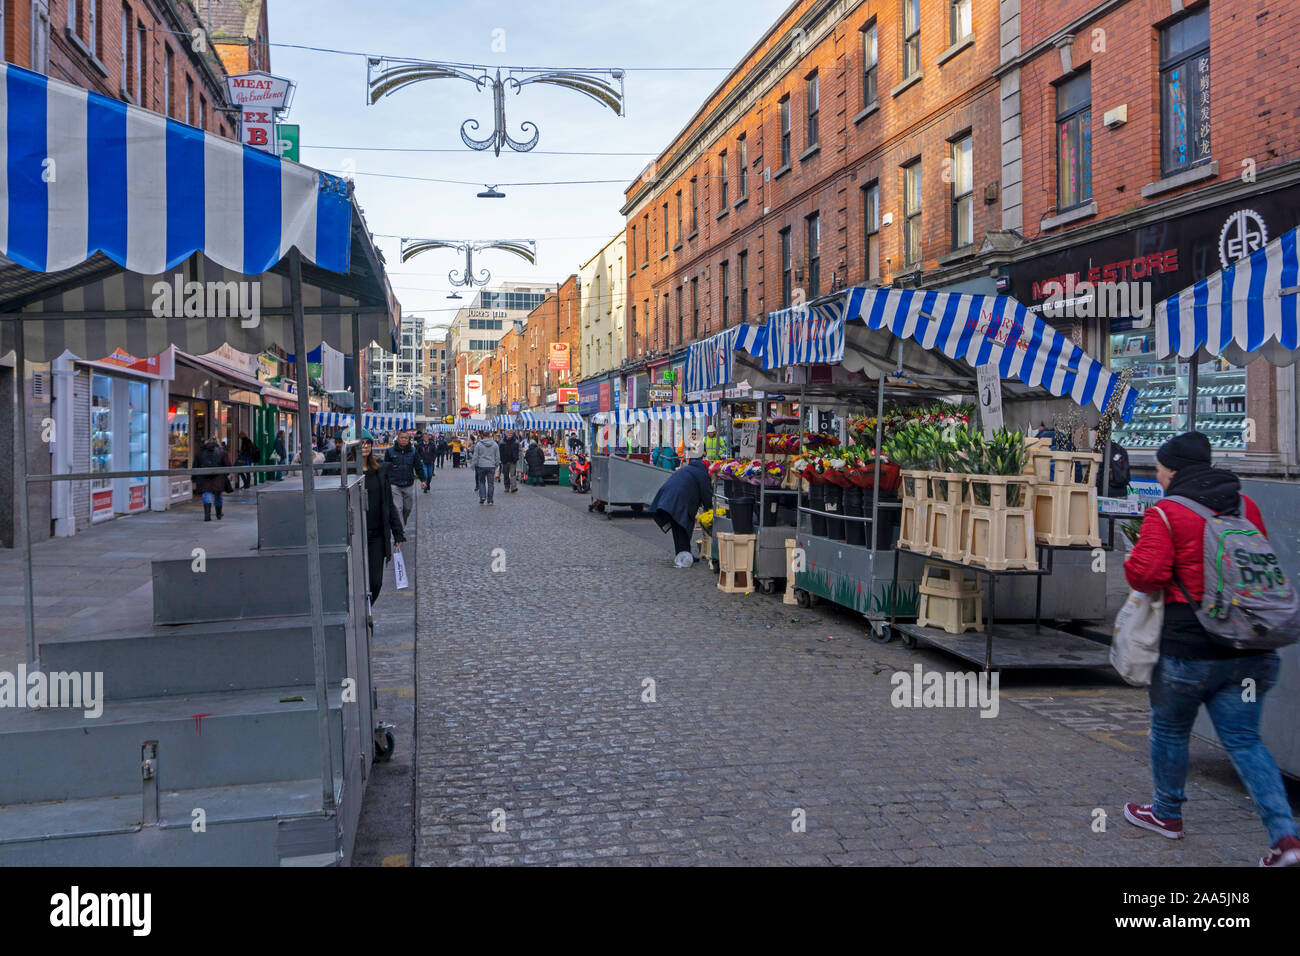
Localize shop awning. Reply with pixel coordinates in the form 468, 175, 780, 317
492, 415, 517, 429
174, 349, 266, 394
312, 412, 354, 427
1155, 226, 1300, 366
361, 413, 414, 432
684, 324, 766, 393
517, 411, 583, 430
612, 401, 717, 425
0, 61, 401, 361
261, 385, 300, 409
758, 286, 1138, 420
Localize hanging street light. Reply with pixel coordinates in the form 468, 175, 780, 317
367, 59, 626, 156
400, 238, 537, 288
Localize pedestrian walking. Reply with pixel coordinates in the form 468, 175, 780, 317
418, 432, 437, 492
449, 436, 462, 468
471, 432, 500, 504
1122, 431, 1300, 867
524, 440, 544, 486
194, 435, 232, 522
323, 436, 345, 476
468, 435, 479, 489
499, 429, 521, 493
384, 430, 421, 524
435, 435, 448, 468
357, 438, 405, 605
649, 455, 711, 567
272, 430, 287, 480
704, 425, 726, 460
236, 431, 258, 489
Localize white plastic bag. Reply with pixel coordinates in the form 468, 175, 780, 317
392, 549, 410, 590
1110, 589, 1162, 685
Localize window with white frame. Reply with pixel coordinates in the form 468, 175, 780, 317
903, 0, 921, 80
950, 134, 973, 248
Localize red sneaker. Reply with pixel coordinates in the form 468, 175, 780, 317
1123, 803, 1185, 839
1260, 835, 1300, 868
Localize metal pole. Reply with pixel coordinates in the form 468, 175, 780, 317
1186, 359, 1199, 432
13, 319, 37, 667
289, 249, 337, 813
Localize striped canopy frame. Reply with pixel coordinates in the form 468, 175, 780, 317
1156, 225, 1300, 366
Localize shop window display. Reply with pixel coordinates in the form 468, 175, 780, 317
1109, 324, 1246, 450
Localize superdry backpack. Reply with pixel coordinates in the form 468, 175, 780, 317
1162, 495, 1300, 650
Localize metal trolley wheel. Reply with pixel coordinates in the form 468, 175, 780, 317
373, 722, 397, 762
757, 578, 778, 595
867, 620, 893, 644
794, 588, 812, 608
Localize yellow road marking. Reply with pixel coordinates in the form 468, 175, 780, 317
381, 854, 410, 867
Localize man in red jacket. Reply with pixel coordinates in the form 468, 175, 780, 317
1123, 431, 1299, 867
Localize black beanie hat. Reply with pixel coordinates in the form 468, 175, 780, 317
1157, 431, 1212, 471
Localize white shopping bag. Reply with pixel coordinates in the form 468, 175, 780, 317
392, 549, 410, 590
1110, 589, 1162, 685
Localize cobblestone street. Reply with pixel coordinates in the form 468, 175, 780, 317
413, 471, 1285, 866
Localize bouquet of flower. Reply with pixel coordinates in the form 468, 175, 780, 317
791, 452, 826, 483
698, 509, 715, 530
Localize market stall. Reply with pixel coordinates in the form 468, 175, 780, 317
716, 284, 1139, 669
588, 402, 717, 516
517, 411, 583, 484
1154, 224, 1300, 777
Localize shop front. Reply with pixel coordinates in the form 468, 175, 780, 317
170, 348, 268, 499
1008, 183, 1300, 470
51, 347, 172, 536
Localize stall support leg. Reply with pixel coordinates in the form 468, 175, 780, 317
1186, 362, 1198, 432
290, 249, 337, 814
13, 318, 37, 668
890, 546, 901, 629
985, 571, 995, 673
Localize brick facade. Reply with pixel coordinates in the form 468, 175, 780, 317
623, 0, 1003, 359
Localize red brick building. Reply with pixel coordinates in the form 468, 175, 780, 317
512, 276, 581, 412
6, 0, 239, 140
622, 0, 1003, 365
993, 0, 1300, 473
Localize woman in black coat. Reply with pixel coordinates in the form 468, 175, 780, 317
359, 438, 406, 604
524, 442, 545, 486
194, 436, 231, 521
649, 457, 712, 563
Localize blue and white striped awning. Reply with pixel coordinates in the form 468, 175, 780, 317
1156, 226, 1300, 366
684, 324, 766, 393
312, 412, 354, 428
759, 287, 1137, 420
457, 418, 494, 432
361, 413, 414, 432
0, 61, 351, 276
493, 415, 518, 429
518, 411, 583, 430
612, 401, 718, 425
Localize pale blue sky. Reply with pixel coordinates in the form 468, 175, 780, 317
271, 0, 792, 336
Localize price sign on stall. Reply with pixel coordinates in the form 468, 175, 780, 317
976, 363, 1004, 437
738, 421, 759, 458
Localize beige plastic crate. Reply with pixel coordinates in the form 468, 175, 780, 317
965, 475, 1038, 571
716, 532, 756, 594
925, 473, 969, 560
897, 470, 931, 552
916, 587, 985, 634
1030, 449, 1101, 487
1034, 482, 1101, 547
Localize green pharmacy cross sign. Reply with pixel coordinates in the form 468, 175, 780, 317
276, 124, 300, 163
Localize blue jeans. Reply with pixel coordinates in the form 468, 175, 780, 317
1149, 652, 1298, 844
201, 491, 223, 507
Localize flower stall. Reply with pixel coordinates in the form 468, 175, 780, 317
709, 282, 1140, 670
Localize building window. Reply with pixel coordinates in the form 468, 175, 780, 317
630, 305, 637, 353
691, 277, 699, 338
1056, 71, 1092, 211
200, 96, 207, 131
720, 260, 730, 326
32, 1, 52, 75
662, 202, 669, 252
676, 286, 683, 344
690, 177, 698, 233
806, 213, 821, 299
738, 250, 749, 322
780, 228, 793, 308
950, 0, 972, 44
719, 150, 729, 209
630, 225, 637, 269
950, 134, 973, 249
737, 135, 748, 198
1160, 6, 1211, 176
120, 6, 130, 93
185, 75, 194, 125
805, 71, 819, 148
675, 190, 683, 242
642, 214, 649, 265
863, 181, 881, 281
903, 159, 922, 268
903, 0, 921, 80
88, 0, 99, 57
862, 22, 878, 105
135, 18, 148, 101
779, 96, 791, 168
163, 46, 173, 117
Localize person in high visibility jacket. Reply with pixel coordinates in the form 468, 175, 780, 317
703, 425, 726, 460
